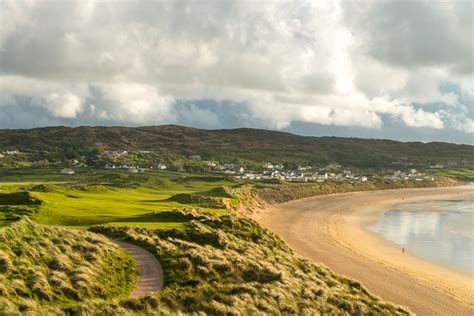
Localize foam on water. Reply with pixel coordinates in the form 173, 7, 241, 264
368, 198, 473, 274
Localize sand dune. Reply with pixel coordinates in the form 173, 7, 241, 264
255, 186, 474, 315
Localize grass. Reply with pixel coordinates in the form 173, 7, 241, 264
1, 168, 456, 314
0, 169, 235, 228
426, 167, 474, 179
0, 218, 136, 314
243, 177, 463, 204
106, 222, 184, 229
83, 210, 409, 315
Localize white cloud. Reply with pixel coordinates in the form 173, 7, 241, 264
99, 83, 174, 123
46, 92, 82, 118
0, 0, 472, 138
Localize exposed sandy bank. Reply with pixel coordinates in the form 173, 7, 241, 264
255, 186, 473, 315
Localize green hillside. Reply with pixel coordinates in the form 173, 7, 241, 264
0, 125, 472, 168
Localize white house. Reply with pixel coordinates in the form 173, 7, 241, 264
189, 155, 201, 161
60, 168, 75, 175
314, 172, 328, 181
262, 162, 274, 169
204, 161, 217, 167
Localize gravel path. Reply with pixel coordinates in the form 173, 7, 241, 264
110, 240, 164, 298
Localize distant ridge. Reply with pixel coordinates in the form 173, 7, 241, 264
0, 125, 472, 168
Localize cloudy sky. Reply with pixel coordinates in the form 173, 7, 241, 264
0, 0, 473, 143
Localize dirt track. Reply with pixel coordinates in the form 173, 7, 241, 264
256, 186, 473, 316
111, 240, 164, 298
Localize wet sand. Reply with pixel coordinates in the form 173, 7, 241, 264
255, 186, 474, 315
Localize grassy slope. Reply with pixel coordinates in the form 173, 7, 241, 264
0, 219, 136, 314
83, 211, 408, 315
242, 178, 462, 205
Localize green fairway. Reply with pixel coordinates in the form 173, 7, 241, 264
426, 167, 474, 179
0, 169, 238, 228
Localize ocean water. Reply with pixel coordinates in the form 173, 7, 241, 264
368, 198, 473, 274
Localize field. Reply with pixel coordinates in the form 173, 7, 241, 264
1, 167, 450, 314
426, 167, 474, 179
0, 168, 237, 229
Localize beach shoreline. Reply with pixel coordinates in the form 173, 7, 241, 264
338, 188, 473, 302
255, 185, 474, 315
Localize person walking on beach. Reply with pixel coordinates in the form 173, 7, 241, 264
402, 247, 405, 254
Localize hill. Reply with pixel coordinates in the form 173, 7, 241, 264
0, 125, 472, 168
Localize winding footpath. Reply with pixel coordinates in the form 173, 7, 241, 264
110, 240, 164, 298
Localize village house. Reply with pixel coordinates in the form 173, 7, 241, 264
204, 161, 217, 168
60, 168, 75, 175
297, 166, 312, 172
314, 171, 328, 182
102, 150, 128, 157
262, 162, 274, 169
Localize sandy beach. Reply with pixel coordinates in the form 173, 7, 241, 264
255, 186, 474, 315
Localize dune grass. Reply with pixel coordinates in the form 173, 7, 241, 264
0, 218, 136, 314
243, 177, 463, 205
85, 210, 409, 315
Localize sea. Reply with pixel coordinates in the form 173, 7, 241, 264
368, 197, 473, 274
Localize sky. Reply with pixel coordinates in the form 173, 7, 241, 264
0, 0, 473, 144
